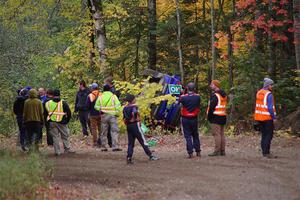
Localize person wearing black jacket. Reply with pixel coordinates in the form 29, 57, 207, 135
75, 80, 90, 137
13, 88, 28, 151
207, 80, 227, 156
45, 89, 75, 156
43, 89, 54, 146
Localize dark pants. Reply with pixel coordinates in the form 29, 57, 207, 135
79, 110, 89, 136
127, 122, 152, 158
25, 121, 42, 151
45, 121, 53, 145
181, 117, 200, 154
16, 116, 26, 147
37, 125, 43, 143
260, 120, 274, 155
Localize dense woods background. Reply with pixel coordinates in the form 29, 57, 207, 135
0, 0, 299, 134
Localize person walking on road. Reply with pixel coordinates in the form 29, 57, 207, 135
95, 84, 122, 152
254, 78, 277, 159
207, 80, 227, 156
179, 82, 201, 158
45, 89, 75, 156
123, 94, 158, 164
75, 80, 90, 137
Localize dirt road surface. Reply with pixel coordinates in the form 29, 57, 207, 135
47, 135, 300, 200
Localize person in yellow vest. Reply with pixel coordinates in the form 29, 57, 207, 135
94, 84, 122, 151
254, 78, 277, 158
86, 83, 102, 147
207, 80, 227, 156
45, 89, 75, 156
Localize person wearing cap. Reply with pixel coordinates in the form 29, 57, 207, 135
207, 80, 227, 156
123, 94, 159, 164
179, 82, 201, 158
254, 78, 277, 158
13, 88, 29, 151
75, 80, 90, 137
45, 89, 75, 156
86, 83, 102, 147
94, 84, 122, 151
23, 89, 44, 152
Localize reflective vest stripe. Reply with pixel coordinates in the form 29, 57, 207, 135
213, 93, 227, 116
254, 89, 276, 121
46, 100, 65, 122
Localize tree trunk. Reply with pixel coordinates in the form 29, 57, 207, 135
87, 0, 96, 68
227, 0, 235, 124
210, 0, 216, 80
148, 0, 157, 70
294, 0, 300, 75
90, 0, 106, 62
134, 9, 142, 77
175, 0, 184, 84
194, 0, 200, 88
267, 0, 276, 79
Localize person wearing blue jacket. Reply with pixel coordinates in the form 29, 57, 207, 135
179, 82, 201, 158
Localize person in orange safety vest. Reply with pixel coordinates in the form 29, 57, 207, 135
254, 78, 277, 159
207, 80, 227, 156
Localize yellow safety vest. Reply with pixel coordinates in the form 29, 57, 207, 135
46, 100, 65, 122
94, 91, 121, 115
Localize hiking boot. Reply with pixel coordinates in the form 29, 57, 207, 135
208, 151, 221, 156
220, 151, 226, 156
55, 152, 61, 156
187, 153, 193, 159
112, 148, 122, 152
127, 157, 133, 164
21, 146, 28, 152
196, 152, 201, 157
149, 155, 159, 161
101, 148, 108, 152
263, 154, 278, 159
65, 149, 76, 154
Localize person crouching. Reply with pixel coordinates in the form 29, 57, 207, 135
123, 94, 158, 164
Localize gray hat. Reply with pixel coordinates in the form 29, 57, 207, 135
263, 78, 274, 88
91, 83, 98, 89
187, 82, 195, 91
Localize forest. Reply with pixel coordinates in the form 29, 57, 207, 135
0, 0, 299, 135
0, 1, 300, 199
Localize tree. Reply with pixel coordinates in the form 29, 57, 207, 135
148, 0, 157, 70
294, 0, 300, 75
89, 0, 107, 63
175, 0, 184, 83
210, 0, 216, 80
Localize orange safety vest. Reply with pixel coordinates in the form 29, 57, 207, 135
206, 93, 227, 116
254, 89, 276, 121
88, 90, 100, 102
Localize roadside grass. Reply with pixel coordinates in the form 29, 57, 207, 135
0, 150, 51, 200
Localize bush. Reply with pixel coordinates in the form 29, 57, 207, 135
0, 151, 50, 200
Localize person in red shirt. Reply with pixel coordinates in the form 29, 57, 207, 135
179, 82, 201, 158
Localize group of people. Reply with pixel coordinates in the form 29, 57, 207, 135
13, 76, 277, 164
180, 77, 277, 159
13, 87, 74, 155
